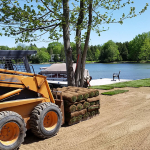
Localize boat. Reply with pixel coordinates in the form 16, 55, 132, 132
39, 63, 90, 88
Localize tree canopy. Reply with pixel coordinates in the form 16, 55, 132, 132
129, 32, 150, 61
100, 40, 120, 62
0, 0, 148, 42
138, 38, 150, 61
47, 42, 63, 54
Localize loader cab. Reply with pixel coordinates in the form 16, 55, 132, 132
0, 50, 37, 73
0, 50, 39, 101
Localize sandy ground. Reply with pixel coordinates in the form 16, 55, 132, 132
20, 87, 150, 150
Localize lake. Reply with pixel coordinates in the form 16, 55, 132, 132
32, 63, 150, 80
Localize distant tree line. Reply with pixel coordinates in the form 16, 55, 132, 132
1, 31, 150, 63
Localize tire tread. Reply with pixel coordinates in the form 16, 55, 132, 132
30, 102, 62, 139
0, 111, 26, 150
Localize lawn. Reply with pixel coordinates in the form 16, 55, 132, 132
101, 90, 129, 96
90, 78, 150, 90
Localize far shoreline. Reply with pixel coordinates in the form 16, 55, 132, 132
31, 61, 150, 65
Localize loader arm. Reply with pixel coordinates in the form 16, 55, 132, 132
0, 69, 55, 103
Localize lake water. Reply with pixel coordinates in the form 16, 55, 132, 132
32, 63, 150, 80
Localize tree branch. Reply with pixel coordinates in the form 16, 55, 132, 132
40, 0, 55, 14
38, 11, 51, 19
16, 23, 60, 34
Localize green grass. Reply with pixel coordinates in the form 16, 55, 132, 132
90, 85, 114, 90
86, 61, 97, 63
90, 78, 150, 90
101, 90, 129, 96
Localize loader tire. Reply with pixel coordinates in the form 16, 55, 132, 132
0, 111, 26, 150
30, 102, 62, 139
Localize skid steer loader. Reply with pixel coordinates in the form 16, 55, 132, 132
0, 50, 64, 150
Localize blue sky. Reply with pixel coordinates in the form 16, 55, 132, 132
0, 0, 150, 48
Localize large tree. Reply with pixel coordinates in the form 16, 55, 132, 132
47, 42, 63, 54
139, 38, 150, 61
116, 42, 128, 61
100, 40, 120, 62
0, 0, 148, 86
0, 45, 9, 50
128, 32, 150, 61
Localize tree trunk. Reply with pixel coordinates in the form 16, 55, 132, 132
80, 0, 93, 87
63, 0, 75, 86
75, 0, 84, 87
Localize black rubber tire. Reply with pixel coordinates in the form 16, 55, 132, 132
0, 111, 26, 150
29, 102, 62, 139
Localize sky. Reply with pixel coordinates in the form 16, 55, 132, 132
0, 0, 150, 48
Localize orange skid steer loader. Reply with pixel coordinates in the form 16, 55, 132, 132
0, 50, 63, 150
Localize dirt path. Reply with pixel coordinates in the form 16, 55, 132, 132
20, 87, 150, 150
